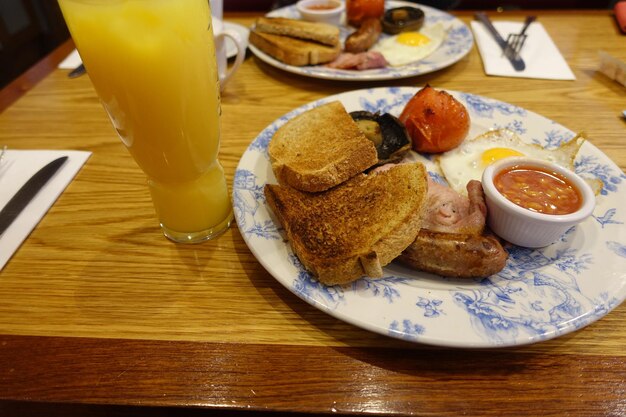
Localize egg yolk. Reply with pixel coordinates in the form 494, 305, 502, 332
396, 32, 431, 46
481, 147, 525, 166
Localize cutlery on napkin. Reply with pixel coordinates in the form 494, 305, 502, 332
471, 19, 575, 80
58, 49, 82, 69
474, 12, 526, 72
0, 150, 91, 271
58, 50, 86, 78
0, 156, 68, 236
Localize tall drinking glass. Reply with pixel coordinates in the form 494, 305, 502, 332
58, 0, 233, 243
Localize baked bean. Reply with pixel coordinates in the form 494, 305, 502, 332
494, 165, 582, 215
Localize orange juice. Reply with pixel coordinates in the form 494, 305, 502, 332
58, 0, 233, 242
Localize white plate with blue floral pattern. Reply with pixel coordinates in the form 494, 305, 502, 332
233, 87, 626, 348
248, 1, 473, 81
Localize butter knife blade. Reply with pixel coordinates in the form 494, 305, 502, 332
475, 12, 526, 72
68, 63, 86, 78
0, 156, 68, 236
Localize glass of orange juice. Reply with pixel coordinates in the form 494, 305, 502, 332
58, 0, 233, 243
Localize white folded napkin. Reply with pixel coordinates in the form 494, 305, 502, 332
471, 20, 575, 80
0, 150, 91, 271
58, 49, 82, 69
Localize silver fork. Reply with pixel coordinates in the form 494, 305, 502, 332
504, 16, 536, 58
0, 146, 6, 165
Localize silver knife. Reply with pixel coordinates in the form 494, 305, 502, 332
68, 63, 86, 78
475, 12, 526, 72
0, 156, 68, 236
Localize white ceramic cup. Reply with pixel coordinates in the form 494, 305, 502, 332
213, 18, 246, 91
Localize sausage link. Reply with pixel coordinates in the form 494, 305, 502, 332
398, 230, 508, 278
344, 18, 382, 53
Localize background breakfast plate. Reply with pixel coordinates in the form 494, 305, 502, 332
248, 1, 473, 81
233, 86, 626, 348
225, 21, 249, 59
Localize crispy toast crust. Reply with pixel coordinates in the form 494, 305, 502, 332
264, 162, 429, 285
255, 17, 340, 46
269, 101, 378, 192
249, 30, 341, 66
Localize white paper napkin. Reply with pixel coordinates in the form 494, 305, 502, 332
471, 20, 575, 80
58, 49, 82, 69
0, 150, 91, 271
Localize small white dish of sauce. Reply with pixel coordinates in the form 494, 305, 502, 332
482, 156, 596, 248
296, 0, 344, 26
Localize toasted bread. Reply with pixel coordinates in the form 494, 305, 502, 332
249, 30, 341, 66
269, 101, 378, 192
265, 162, 429, 285
254, 17, 340, 47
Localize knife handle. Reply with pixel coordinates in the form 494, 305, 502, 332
475, 12, 498, 35
474, 12, 526, 72
0, 156, 68, 236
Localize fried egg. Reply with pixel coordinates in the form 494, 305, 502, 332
370, 23, 446, 67
438, 129, 585, 194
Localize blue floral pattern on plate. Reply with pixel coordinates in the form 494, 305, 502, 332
248, 1, 474, 81
232, 86, 626, 348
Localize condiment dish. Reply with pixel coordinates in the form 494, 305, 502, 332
482, 156, 595, 248
296, 0, 344, 26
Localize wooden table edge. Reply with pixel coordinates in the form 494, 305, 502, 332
1, 334, 624, 417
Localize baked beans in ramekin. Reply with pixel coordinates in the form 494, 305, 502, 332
482, 157, 596, 248
296, 0, 344, 26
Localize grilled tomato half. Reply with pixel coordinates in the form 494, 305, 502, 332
399, 85, 470, 153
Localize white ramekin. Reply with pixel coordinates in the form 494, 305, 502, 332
482, 157, 596, 248
296, 0, 344, 26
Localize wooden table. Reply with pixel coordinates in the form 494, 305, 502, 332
0, 10, 625, 417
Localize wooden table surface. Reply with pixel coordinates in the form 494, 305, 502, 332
0, 9, 625, 417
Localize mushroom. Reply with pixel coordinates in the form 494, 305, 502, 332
350, 111, 412, 164
381, 6, 425, 35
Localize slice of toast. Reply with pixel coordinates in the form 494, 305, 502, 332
265, 162, 429, 285
268, 101, 378, 192
249, 30, 341, 66
254, 17, 340, 47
